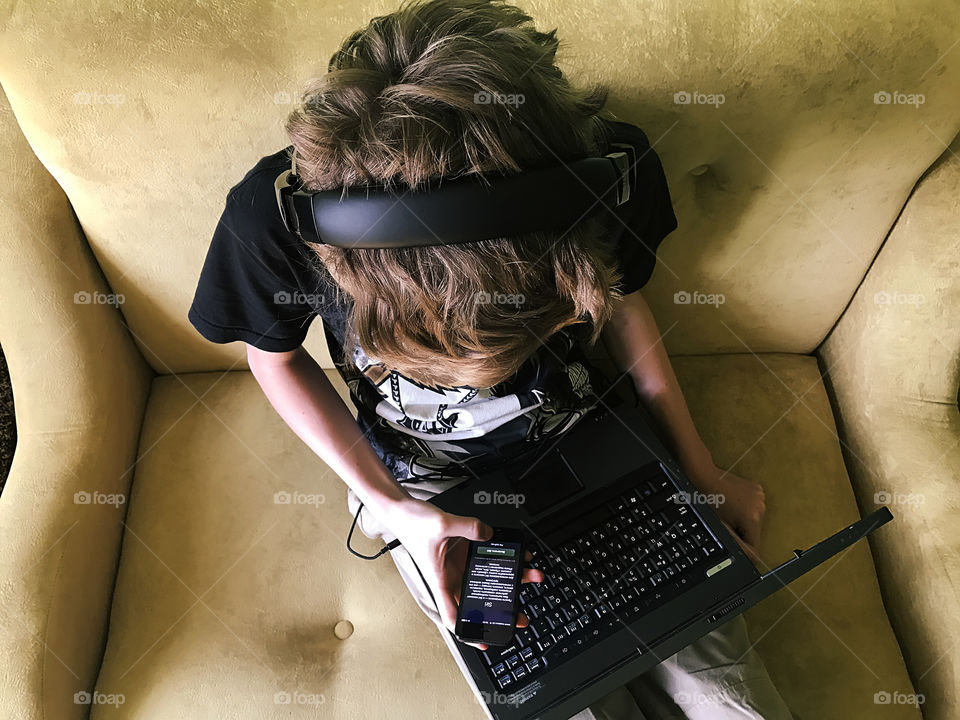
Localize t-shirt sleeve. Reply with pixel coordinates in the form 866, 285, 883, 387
606, 123, 679, 295
188, 186, 320, 352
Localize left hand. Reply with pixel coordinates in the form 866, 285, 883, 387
688, 464, 767, 563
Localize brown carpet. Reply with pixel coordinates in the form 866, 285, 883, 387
0, 344, 15, 495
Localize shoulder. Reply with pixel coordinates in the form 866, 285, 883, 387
222, 146, 295, 225
217, 147, 342, 298
598, 118, 653, 151
217, 147, 317, 269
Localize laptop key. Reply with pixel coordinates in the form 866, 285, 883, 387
561, 600, 581, 619
548, 609, 566, 628
515, 627, 536, 648
532, 619, 552, 638
482, 645, 517, 666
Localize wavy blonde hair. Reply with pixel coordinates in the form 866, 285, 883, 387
285, 0, 623, 388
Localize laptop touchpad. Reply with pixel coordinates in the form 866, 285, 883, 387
505, 450, 584, 517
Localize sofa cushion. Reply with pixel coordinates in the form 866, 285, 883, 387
91, 355, 918, 719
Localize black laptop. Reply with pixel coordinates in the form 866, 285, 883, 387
428, 384, 893, 720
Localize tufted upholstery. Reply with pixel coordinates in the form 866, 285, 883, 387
0, 0, 956, 718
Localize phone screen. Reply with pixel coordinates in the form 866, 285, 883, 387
456, 532, 524, 644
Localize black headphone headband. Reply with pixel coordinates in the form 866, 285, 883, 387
275, 144, 637, 249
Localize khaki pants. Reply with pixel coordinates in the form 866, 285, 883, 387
348, 478, 795, 720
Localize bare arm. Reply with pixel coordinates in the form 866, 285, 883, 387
600, 291, 714, 480
245, 344, 412, 522
600, 291, 765, 559
245, 343, 543, 643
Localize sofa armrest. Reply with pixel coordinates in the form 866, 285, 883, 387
0, 88, 153, 719
819, 129, 960, 720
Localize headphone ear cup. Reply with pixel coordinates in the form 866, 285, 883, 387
608, 143, 638, 203
275, 167, 301, 235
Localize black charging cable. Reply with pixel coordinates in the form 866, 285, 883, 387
346, 471, 460, 560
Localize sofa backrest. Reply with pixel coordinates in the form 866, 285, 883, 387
1, 0, 958, 373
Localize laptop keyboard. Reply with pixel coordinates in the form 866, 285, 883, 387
479, 463, 728, 690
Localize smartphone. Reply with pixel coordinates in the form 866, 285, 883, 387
455, 527, 525, 646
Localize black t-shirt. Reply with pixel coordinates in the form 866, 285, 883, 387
188, 119, 678, 481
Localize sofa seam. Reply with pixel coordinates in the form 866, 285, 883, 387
84, 381, 151, 720
39, 547, 64, 720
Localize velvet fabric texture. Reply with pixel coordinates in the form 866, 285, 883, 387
0, 1, 957, 718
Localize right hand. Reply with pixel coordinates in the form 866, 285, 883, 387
385, 497, 544, 650
720, 519, 762, 564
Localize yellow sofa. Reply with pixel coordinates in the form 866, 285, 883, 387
0, 1, 956, 718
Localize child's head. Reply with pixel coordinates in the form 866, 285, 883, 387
285, 0, 624, 388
